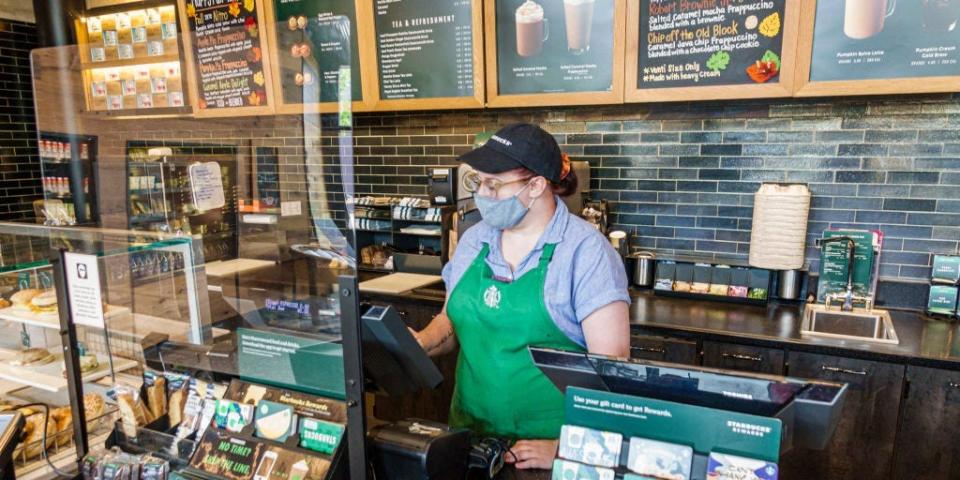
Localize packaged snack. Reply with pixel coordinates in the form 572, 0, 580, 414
558, 425, 622, 468
627, 437, 692, 480
164, 372, 190, 427
932, 255, 960, 284
551, 459, 615, 480
707, 452, 778, 480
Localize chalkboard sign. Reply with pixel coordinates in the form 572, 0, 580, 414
179, 0, 275, 115
485, 0, 627, 107
265, 0, 368, 110
793, 0, 960, 96
626, 0, 800, 101
372, 0, 484, 110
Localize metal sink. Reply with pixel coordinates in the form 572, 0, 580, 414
801, 304, 899, 345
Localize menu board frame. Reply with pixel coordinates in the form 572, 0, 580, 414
483, 0, 628, 108
262, 0, 379, 114
370, 0, 485, 112
177, 0, 277, 117
625, 0, 802, 102
793, 0, 960, 97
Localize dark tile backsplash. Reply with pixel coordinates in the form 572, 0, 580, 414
350, 94, 960, 281
0, 19, 40, 221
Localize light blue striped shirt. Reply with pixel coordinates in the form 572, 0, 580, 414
441, 198, 631, 347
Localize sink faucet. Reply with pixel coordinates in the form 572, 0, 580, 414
817, 236, 866, 312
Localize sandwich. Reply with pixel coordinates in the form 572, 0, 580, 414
0, 298, 10, 309
29, 290, 58, 315
10, 289, 42, 309
10, 347, 55, 367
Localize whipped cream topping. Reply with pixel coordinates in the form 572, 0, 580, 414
516, 0, 545, 23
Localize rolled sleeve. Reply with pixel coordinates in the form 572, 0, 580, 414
441, 224, 486, 294
571, 234, 631, 323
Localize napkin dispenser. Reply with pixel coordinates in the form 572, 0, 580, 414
368, 419, 471, 480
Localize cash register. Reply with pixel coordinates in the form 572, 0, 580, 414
0, 411, 24, 480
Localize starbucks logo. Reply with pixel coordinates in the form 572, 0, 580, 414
483, 285, 501, 309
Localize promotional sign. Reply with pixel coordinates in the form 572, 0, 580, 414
494, 0, 617, 94
183, 0, 270, 110
64, 252, 105, 329
637, 0, 788, 88
809, 0, 960, 81
373, 0, 475, 100
237, 328, 346, 399
271, 0, 362, 105
190, 161, 227, 211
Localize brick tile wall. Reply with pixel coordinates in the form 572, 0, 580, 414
0, 19, 40, 220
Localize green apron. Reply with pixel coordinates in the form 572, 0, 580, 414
447, 242, 584, 439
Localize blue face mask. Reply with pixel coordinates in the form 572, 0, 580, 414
473, 183, 536, 230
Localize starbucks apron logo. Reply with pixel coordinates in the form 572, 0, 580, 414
483, 285, 501, 309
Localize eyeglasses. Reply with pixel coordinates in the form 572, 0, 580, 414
463, 171, 533, 196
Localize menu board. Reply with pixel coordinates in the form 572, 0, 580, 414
183, 0, 271, 110
637, 0, 788, 88
808, 0, 960, 81
494, 0, 618, 95
271, 0, 363, 105
373, 0, 475, 101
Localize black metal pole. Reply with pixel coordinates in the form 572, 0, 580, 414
52, 248, 90, 462
338, 274, 367, 480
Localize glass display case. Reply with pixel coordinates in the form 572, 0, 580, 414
36, 132, 99, 226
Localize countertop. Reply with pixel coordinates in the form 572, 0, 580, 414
631, 290, 960, 369
380, 285, 960, 370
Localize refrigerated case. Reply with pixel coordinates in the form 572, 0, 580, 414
125, 142, 239, 267
36, 132, 99, 226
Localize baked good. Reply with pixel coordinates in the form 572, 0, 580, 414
10, 348, 55, 367
29, 290, 58, 315
10, 289, 42, 308
84, 393, 105, 419
15, 408, 56, 459
51, 407, 73, 446
146, 376, 167, 420
168, 386, 186, 426
117, 393, 144, 437
62, 355, 100, 377
0, 298, 11, 308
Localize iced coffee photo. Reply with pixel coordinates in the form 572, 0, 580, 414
516, 0, 548, 57
564, 0, 595, 55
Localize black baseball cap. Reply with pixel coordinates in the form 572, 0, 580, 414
460, 123, 564, 183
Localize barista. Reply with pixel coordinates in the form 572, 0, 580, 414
414, 124, 630, 469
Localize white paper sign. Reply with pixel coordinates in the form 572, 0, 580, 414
189, 162, 225, 211
281, 201, 302, 217
64, 252, 104, 329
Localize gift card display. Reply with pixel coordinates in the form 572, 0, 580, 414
559, 425, 622, 468
551, 459, 615, 480
627, 437, 693, 480
213, 399, 254, 433
255, 401, 297, 443
299, 418, 344, 455
707, 452, 778, 480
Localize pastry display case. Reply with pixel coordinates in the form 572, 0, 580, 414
76, 3, 189, 113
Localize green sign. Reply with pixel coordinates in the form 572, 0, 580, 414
564, 387, 782, 463
495, 0, 616, 94
299, 418, 344, 455
817, 230, 877, 306
237, 328, 345, 399
272, 0, 362, 104
373, 0, 475, 100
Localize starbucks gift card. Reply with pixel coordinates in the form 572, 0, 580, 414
91, 81, 107, 97
559, 425, 622, 468
551, 459, 615, 480
213, 399, 254, 433
623, 475, 659, 480
255, 400, 297, 442
136, 93, 154, 109
299, 418, 344, 455
627, 437, 692, 480
122, 79, 137, 96
707, 452, 778, 480
169, 92, 184, 107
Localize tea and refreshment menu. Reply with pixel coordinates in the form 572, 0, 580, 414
373, 0, 474, 100
272, 0, 362, 104
495, 0, 616, 94
637, 0, 787, 89
809, 0, 960, 81
184, 0, 269, 109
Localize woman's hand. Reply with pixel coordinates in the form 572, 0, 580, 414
505, 439, 558, 470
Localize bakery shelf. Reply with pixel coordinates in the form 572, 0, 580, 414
14, 407, 117, 480
0, 305, 131, 330
0, 348, 139, 393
